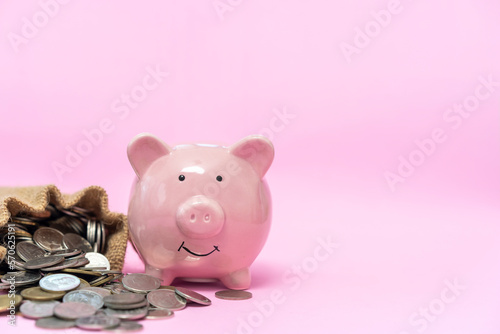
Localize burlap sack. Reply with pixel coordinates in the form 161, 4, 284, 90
0, 185, 128, 271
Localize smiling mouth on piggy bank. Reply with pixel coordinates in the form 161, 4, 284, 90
177, 241, 220, 257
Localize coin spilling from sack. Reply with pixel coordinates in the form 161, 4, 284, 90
0, 205, 252, 331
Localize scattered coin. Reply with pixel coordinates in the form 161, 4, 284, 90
147, 289, 186, 311
76, 315, 121, 330
78, 277, 92, 289
146, 308, 174, 320
71, 206, 94, 216
90, 274, 116, 287
16, 241, 46, 261
24, 255, 65, 270
175, 287, 211, 306
35, 316, 75, 329
33, 227, 65, 251
48, 248, 82, 258
85, 252, 111, 271
3, 206, 254, 332
40, 258, 80, 272
1, 271, 42, 286
74, 257, 91, 266
104, 299, 148, 310
111, 285, 131, 295
63, 290, 105, 309
79, 287, 112, 298
40, 273, 81, 292
0, 294, 22, 312
58, 207, 83, 218
63, 233, 93, 252
103, 306, 149, 320
61, 268, 103, 277
20, 300, 60, 319
104, 321, 143, 332
53, 301, 96, 320
215, 289, 253, 300
104, 293, 146, 306
20, 286, 66, 301
122, 273, 161, 293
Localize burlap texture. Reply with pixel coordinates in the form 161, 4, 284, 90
0, 185, 128, 271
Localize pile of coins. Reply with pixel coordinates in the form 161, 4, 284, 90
0, 205, 253, 331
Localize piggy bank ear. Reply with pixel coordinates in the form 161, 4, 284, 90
127, 133, 172, 178
229, 135, 274, 178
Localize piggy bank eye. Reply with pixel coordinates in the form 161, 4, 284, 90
179, 175, 186, 181
216, 175, 223, 182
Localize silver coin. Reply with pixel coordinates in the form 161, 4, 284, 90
104, 321, 143, 332
65, 215, 85, 235
84, 252, 110, 270
63, 290, 104, 309
147, 289, 186, 311
39, 273, 81, 292
76, 315, 121, 330
33, 227, 65, 251
103, 306, 148, 320
105, 299, 148, 310
71, 206, 94, 216
71, 256, 90, 266
95, 309, 108, 317
79, 287, 112, 298
48, 216, 77, 234
146, 308, 174, 320
104, 293, 145, 305
88, 219, 96, 248
111, 285, 132, 295
58, 207, 82, 218
122, 273, 161, 293
48, 248, 82, 258
100, 220, 106, 253
95, 220, 102, 252
0, 283, 12, 290
24, 255, 65, 270
93, 270, 122, 274
16, 241, 46, 261
53, 301, 96, 320
1, 271, 42, 285
40, 258, 81, 272
71, 216, 86, 235
20, 300, 60, 319
10, 253, 27, 271
35, 316, 75, 329
12, 216, 42, 223
63, 233, 93, 252
175, 287, 211, 306
215, 289, 253, 300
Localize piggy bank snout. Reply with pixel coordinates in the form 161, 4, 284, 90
176, 196, 225, 239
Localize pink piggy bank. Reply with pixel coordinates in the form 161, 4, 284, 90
127, 133, 274, 290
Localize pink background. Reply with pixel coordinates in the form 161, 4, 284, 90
1, 0, 499, 333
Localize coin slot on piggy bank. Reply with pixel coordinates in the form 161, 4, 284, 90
127, 133, 274, 290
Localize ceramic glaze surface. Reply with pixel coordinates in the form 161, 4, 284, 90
127, 133, 274, 289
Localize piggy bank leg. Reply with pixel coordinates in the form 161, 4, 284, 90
220, 268, 251, 290
145, 264, 175, 286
